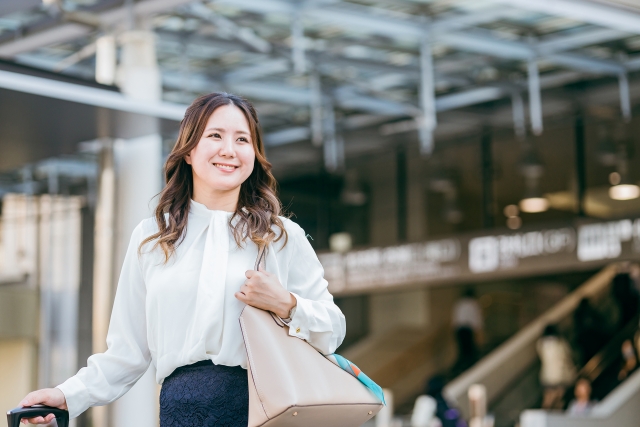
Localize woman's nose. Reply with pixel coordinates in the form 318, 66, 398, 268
219, 138, 236, 156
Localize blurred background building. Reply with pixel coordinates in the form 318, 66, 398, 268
2, 0, 640, 426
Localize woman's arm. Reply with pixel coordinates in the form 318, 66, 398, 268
235, 222, 346, 355
282, 223, 346, 354
22, 222, 152, 421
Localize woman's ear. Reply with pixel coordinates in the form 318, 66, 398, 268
184, 153, 192, 165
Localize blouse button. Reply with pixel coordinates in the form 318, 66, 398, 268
296, 327, 301, 334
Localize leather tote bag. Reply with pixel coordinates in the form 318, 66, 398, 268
239, 247, 383, 427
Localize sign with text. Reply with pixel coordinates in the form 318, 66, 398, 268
321, 218, 640, 295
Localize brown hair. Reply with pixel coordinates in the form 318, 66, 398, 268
140, 92, 287, 262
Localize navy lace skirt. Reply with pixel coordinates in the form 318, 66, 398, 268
159, 360, 249, 427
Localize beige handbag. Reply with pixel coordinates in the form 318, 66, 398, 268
239, 247, 383, 427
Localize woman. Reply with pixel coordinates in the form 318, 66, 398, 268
18, 92, 346, 426
537, 324, 576, 410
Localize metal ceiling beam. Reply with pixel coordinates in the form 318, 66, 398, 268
184, 2, 272, 53
537, 28, 630, 54
0, 0, 196, 57
0, 24, 89, 58
223, 59, 290, 83
439, 29, 627, 74
218, 0, 630, 78
489, 0, 640, 35
214, 0, 519, 40
0, 69, 187, 119
547, 52, 625, 74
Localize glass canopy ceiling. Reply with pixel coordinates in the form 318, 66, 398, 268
1, 0, 640, 171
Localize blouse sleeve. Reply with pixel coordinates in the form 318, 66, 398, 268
284, 222, 346, 355
56, 222, 151, 419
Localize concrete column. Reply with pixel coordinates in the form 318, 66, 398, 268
93, 27, 163, 427
111, 134, 162, 427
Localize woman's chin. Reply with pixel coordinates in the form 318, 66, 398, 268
205, 182, 243, 193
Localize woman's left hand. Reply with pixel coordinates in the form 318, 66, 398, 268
236, 268, 296, 318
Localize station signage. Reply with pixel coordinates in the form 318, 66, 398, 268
320, 218, 640, 295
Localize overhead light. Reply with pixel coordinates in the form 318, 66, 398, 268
519, 197, 549, 213
609, 184, 640, 201
607, 146, 638, 200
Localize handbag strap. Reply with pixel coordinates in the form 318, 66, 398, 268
254, 244, 266, 271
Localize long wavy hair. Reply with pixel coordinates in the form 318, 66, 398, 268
140, 92, 287, 262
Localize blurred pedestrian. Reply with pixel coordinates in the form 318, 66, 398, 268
612, 273, 639, 329
618, 339, 638, 381
573, 298, 606, 365
537, 324, 576, 410
424, 375, 467, 427
566, 377, 596, 416
452, 288, 484, 373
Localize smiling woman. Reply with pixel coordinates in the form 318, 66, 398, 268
186, 106, 256, 210
17, 92, 346, 427
144, 92, 289, 262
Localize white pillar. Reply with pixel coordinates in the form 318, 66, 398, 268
117, 30, 161, 102
109, 27, 163, 427
110, 134, 162, 427
96, 35, 117, 86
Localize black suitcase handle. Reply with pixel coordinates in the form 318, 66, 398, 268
7, 405, 69, 427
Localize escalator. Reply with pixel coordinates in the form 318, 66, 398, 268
443, 264, 637, 427
518, 318, 640, 427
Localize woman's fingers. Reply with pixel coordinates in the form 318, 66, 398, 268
21, 414, 54, 424
18, 387, 68, 424
20, 388, 65, 408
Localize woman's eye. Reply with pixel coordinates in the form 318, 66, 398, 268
238, 137, 249, 143
208, 133, 221, 138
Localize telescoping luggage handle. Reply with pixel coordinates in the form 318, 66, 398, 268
7, 405, 69, 427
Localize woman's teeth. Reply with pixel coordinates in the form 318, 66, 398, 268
214, 163, 236, 171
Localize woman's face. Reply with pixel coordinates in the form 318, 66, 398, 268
186, 104, 256, 198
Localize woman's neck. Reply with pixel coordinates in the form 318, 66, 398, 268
192, 186, 240, 212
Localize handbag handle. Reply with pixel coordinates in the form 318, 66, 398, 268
7, 406, 69, 427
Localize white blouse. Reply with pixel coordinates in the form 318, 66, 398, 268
57, 200, 346, 419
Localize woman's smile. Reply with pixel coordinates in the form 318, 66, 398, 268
212, 162, 239, 173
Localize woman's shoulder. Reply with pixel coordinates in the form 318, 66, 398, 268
272, 216, 308, 251
279, 216, 302, 232
132, 216, 162, 242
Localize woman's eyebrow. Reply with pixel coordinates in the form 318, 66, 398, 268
204, 127, 250, 135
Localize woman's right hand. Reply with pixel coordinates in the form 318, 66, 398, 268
18, 388, 67, 424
